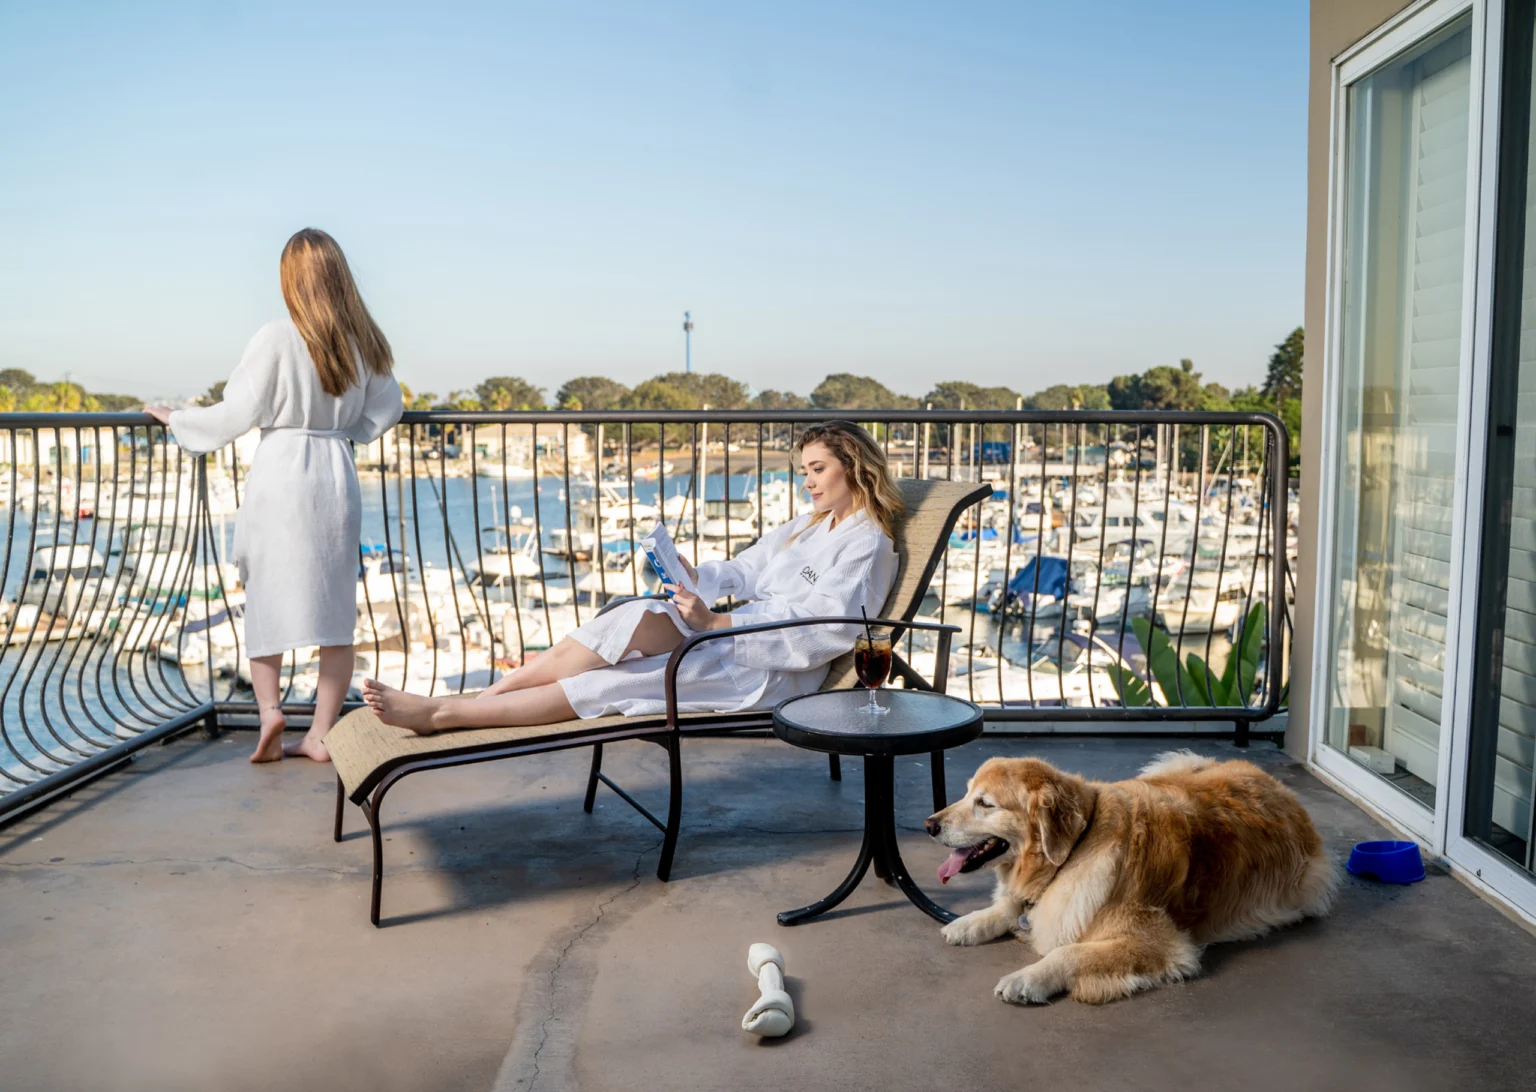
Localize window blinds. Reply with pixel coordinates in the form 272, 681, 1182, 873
1384, 35, 1472, 786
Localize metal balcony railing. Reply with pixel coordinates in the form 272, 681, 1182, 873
0, 408, 1291, 819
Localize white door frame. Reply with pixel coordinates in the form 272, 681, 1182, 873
1309, 0, 1486, 849
1441, 0, 1536, 924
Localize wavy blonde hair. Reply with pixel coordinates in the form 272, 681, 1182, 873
793, 421, 904, 539
280, 228, 393, 397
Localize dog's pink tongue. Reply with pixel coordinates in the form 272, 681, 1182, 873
937, 849, 970, 885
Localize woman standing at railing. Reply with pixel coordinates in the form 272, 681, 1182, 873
147, 229, 402, 763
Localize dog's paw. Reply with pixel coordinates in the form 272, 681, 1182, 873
995, 966, 1056, 1005
942, 910, 1009, 946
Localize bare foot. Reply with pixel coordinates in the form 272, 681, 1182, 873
283, 734, 331, 762
362, 678, 446, 735
251, 708, 286, 764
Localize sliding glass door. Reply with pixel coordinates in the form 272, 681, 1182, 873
1464, 0, 1536, 881
1320, 12, 1476, 825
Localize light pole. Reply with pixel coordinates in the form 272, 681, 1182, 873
683, 311, 694, 374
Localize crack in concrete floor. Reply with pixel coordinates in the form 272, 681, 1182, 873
493, 840, 661, 1092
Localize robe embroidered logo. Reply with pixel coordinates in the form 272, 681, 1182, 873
799, 566, 818, 586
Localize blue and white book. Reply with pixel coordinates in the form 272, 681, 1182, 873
640, 522, 698, 596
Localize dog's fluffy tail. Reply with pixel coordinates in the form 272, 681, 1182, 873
1298, 848, 1341, 920
1139, 749, 1217, 779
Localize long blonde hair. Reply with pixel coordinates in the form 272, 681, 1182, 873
280, 228, 393, 397
793, 421, 904, 539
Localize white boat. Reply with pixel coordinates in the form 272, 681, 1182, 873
126, 553, 237, 600
476, 461, 534, 479
497, 603, 581, 654
631, 461, 675, 481
543, 483, 661, 559
357, 549, 455, 605
1067, 578, 1153, 624
519, 574, 575, 607
156, 601, 245, 672
464, 527, 554, 587
1063, 540, 1162, 622
575, 480, 659, 527
0, 600, 107, 645
902, 631, 1151, 708
571, 554, 650, 603
1155, 569, 1257, 635
904, 641, 1038, 704
938, 557, 1011, 607
661, 493, 695, 526
1007, 631, 1158, 707
128, 473, 238, 518
696, 495, 760, 542
20, 542, 108, 612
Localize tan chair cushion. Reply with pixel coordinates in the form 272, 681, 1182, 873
330, 705, 648, 798
329, 704, 764, 800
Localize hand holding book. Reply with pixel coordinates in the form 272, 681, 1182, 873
666, 581, 730, 631
640, 523, 699, 596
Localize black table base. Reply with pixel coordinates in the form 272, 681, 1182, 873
778, 754, 957, 926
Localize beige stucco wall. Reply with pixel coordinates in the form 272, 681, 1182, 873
1292, 0, 1419, 758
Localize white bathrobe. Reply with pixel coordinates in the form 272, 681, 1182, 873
559, 508, 898, 718
167, 319, 404, 658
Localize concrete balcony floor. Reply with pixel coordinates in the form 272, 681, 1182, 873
3, 732, 1535, 1092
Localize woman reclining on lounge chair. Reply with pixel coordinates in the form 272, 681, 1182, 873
361, 420, 904, 735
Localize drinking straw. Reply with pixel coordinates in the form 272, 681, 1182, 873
860, 605, 875, 646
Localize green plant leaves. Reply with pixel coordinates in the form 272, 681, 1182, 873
1107, 602, 1270, 709
1106, 662, 1154, 706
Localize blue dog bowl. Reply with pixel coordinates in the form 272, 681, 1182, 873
1346, 840, 1425, 884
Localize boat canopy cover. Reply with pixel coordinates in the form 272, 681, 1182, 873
1060, 629, 1149, 680
1007, 555, 1069, 600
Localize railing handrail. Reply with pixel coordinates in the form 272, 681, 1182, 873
0, 408, 1287, 429
404, 408, 1283, 427
0, 413, 165, 428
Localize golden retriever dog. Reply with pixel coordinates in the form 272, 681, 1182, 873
925, 751, 1337, 1005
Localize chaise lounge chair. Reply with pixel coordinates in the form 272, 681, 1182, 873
326, 477, 992, 924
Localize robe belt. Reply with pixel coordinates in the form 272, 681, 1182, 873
260, 427, 349, 440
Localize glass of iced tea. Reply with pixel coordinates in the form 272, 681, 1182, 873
855, 630, 893, 715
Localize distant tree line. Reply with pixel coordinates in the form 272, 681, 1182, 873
3, 325, 1304, 467
398, 326, 1304, 462
0, 369, 141, 413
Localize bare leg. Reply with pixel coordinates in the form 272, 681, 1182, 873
284, 644, 351, 762
477, 637, 606, 697
363, 678, 576, 734
247, 654, 286, 764
478, 611, 685, 698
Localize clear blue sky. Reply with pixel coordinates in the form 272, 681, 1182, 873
0, 0, 1307, 402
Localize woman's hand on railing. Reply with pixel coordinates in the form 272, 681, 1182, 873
144, 406, 173, 425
